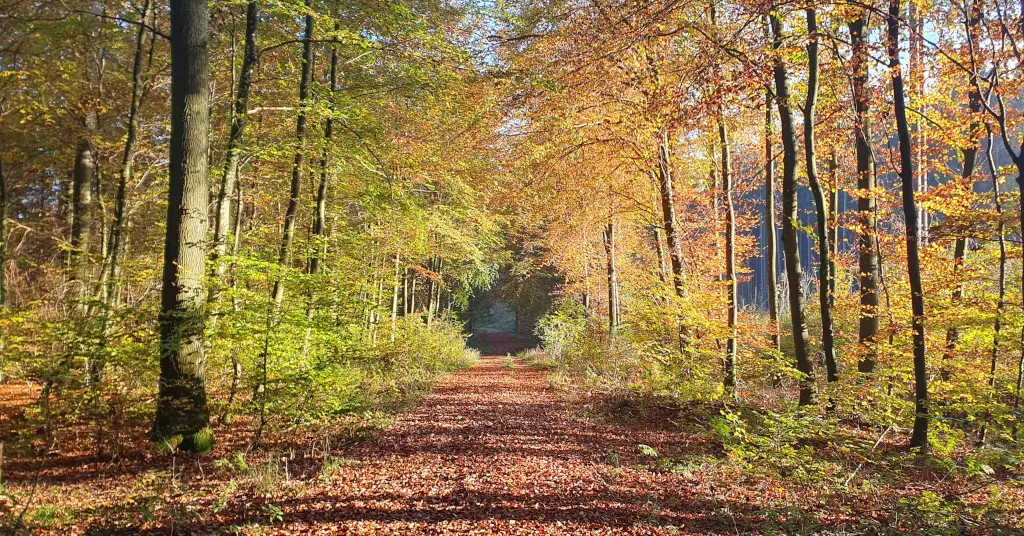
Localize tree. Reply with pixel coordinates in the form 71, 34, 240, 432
887, 0, 928, 450
153, 0, 213, 453
849, 11, 880, 372
803, 4, 837, 383
771, 10, 815, 405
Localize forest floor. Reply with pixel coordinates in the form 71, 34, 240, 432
3, 337, 1023, 534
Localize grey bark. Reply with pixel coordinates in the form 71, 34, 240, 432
153, 0, 213, 453
771, 12, 815, 405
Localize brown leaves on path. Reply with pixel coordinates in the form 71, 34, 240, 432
258, 355, 750, 535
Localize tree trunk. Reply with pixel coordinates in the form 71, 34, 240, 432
0, 142, 6, 308
210, 1, 258, 312
804, 6, 837, 383
888, 0, 928, 450
71, 109, 98, 298
850, 12, 880, 371
153, 0, 213, 453
390, 252, 400, 342
603, 221, 617, 339
764, 82, 780, 351
980, 132, 1004, 444
304, 26, 337, 344
771, 12, 815, 405
270, 3, 314, 306
720, 115, 737, 397
944, 2, 984, 373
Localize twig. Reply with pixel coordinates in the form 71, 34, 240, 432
844, 425, 893, 487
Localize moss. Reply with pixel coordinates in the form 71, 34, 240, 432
180, 426, 215, 454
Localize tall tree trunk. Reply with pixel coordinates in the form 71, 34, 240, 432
270, 3, 313, 306
888, 0, 928, 451
771, 12, 815, 405
603, 220, 617, 339
71, 110, 98, 298
944, 2, 984, 373
804, 6, 838, 383
719, 115, 738, 397
90, 0, 154, 383
0, 141, 6, 308
304, 26, 337, 345
210, 1, 258, 314
390, 252, 400, 342
152, 0, 212, 453
657, 130, 690, 350
850, 12, 880, 371
764, 83, 780, 351
980, 132, 1004, 444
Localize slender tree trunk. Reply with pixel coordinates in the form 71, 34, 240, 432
270, 3, 313, 306
304, 27, 337, 346
0, 142, 6, 308
765, 83, 780, 351
390, 252, 400, 342
657, 130, 690, 350
944, 2, 984, 374
152, 0, 212, 453
71, 110, 98, 298
90, 0, 154, 384
804, 6, 837, 383
980, 132, 1004, 444
888, 0, 928, 450
772, 12, 815, 405
604, 220, 617, 339
850, 12, 880, 371
720, 115, 737, 397
209, 1, 258, 315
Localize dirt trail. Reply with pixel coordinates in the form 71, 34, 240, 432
274, 355, 743, 535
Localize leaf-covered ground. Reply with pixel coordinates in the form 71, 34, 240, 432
4, 342, 1023, 534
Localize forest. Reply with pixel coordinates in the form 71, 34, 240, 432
2, 0, 1024, 533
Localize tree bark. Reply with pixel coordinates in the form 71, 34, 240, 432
153, 0, 213, 453
944, 1, 984, 372
603, 220, 618, 339
849, 12, 880, 371
720, 115, 737, 397
270, 3, 314, 306
210, 1, 258, 312
0, 141, 6, 308
771, 12, 815, 405
980, 132, 1004, 444
71, 109, 98, 298
804, 6, 837, 383
764, 82, 780, 351
888, 0, 928, 451
304, 25, 337, 344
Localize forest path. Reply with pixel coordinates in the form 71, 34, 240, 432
273, 353, 747, 535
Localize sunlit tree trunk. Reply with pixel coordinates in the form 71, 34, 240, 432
71, 110, 98, 299
603, 220, 617, 338
849, 12, 880, 371
390, 252, 400, 342
980, 132, 1004, 444
771, 11, 815, 405
719, 114, 737, 397
888, 0, 928, 450
804, 6, 837, 383
210, 1, 258, 320
304, 26, 337, 348
152, 0, 213, 453
270, 3, 314, 306
764, 81, 780, 351
944, 2, 984, 374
